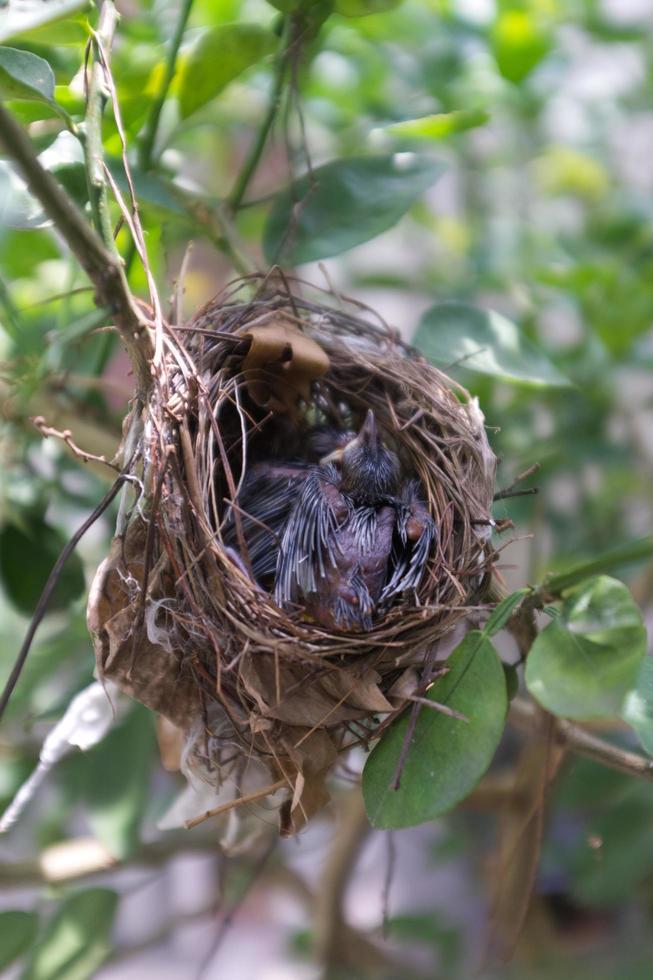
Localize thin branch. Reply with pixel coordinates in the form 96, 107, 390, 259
0, 273, 22, 339
32, 416, 120, 471
139, 0, 195, 171
0, 94, 152, 392
85, 3, 119, 249
0, 470, 129, 722
227, 16, 291, 212
185, 779, 287, 829
197, 836, 278, 978
0, 834, 219, 887
313, 790, 370, 973
509, 697, 653, 783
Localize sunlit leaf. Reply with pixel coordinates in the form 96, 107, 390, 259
0, 515, 85, 615
622, 656, 653, 757
533, 145, 610, 201
0, 46, 55, 105
362, 631, 507, 828
263, 153, 446, 264
525, 576, 647, 720
0, 0, 89, 45
21, 888, 118, 980
490, 10, 551, 83
335, 0, 404, 15
382, 108, 489, 141
0, 911, 38, 971
178, 24, 277, 119
415, 302, 571, 388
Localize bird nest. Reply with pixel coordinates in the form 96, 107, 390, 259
88, 273, 497, 835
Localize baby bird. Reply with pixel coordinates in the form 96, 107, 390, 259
274, 410, 434, 631
221, 427, 355, 588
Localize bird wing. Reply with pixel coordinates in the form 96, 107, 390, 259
380, 481, 435, 603
223, 463, 310, 582
274, 463, 343, 607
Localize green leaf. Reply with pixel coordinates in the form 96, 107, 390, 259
490, 10, 551, 84
108, 162, 189, 218
544, 536, 653, 595
0, 160, 47, 229
0, 515, 85, 615
0, 0, 89, 45
622, 656, 653, 757
21, 888, 118, 980
0, 46, 55, 105
178, 24, 277, 119
382, 108, 490, 141
525, 576, 647, 721
415, 302, 571, 388
66, 704, 157, 859
335, 0, 403, 15
0, 911, 39, 971
362, 631, 507, 829
483, 588, 531, 638
263, 153, 446, 265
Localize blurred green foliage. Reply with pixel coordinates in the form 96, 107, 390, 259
1, 0, 653, 976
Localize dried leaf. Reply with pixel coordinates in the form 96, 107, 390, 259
241, 317, 329, 416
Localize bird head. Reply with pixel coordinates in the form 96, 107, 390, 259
330, 410, 400, 502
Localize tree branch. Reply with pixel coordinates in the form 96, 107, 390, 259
0, 101, 152, 393
313, 789, 371, 974
138, 0, 195, 172
85, 2, 121, 249
509, 697, 653, 783
227, 16, 291, 212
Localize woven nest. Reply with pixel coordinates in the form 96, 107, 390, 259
88, 273, 497, 835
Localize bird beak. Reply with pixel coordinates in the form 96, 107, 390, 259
320, 411, 380, 464
359, 409, 379, 449
321, 446, 344, 464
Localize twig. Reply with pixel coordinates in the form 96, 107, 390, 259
509, 697, 653, 783
85, 3, 119, 249
32, 416, 120, 470
185, 779, 287, 829
0, 470, 129, 722
139, 0, 195, 171
196, 836, 278, 979
0, 834, 219, 887
0, 77, 152, 391
406, 694, 469, 723
0, 107, 151, 390
227, 16, 292, 212
381, 831, 396, 938
0, 273, 22, 339
494, 463, 540, 502
313, 790, 370, 974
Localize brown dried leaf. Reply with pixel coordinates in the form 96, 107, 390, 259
241, 316, 329, 416
87, 526, 200, 731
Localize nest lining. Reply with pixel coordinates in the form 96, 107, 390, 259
89, 273, 497, 834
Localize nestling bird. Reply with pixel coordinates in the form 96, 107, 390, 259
274, 410, 435, 631
221, 426, 355, 588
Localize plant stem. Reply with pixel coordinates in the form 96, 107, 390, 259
0, 99, 151, 392
509, 697, 653, 783
138, 0, 194, 172
0, 274, 22, 339
227, 17, 291, 213
85, 2, 121, 251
